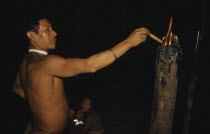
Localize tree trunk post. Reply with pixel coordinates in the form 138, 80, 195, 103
149, 35, 182, 134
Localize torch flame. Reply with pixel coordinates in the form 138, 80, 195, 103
163, 17, 173, 46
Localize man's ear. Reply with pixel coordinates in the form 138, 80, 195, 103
26, 31, 36, 40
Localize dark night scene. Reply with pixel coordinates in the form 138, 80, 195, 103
2, 0, 210, 134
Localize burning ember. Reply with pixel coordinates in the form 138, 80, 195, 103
157, 17, 182, 64
149, 16, 179, 46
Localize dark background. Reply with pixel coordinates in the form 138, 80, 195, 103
2, 0, 210, 134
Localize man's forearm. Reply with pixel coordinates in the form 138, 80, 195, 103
86, 40, 133, 72
86, 27, 149, 72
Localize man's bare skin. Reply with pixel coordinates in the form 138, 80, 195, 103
12, 18, 150, 134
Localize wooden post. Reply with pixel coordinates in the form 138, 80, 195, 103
182, 74, 198, 134
149, 35, 182, 134
182, 30, 200, 134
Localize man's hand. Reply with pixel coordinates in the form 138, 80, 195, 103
126, 28, 150, 47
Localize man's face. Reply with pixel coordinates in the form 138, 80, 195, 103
81, 99, 92, 112
31, 18, 57, 50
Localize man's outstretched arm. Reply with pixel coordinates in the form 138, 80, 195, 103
44, 28, 150, 77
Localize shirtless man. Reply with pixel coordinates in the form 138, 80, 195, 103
12, 17, 150, 134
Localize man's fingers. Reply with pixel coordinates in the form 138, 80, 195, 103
140, 34, 147, 38
136, 30, 150, 36
135, 28, 150, 34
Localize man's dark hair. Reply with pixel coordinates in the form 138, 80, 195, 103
23, 16, 45, 34
20, 15, 50, 38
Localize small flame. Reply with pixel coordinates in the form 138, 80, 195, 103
163, 31, 173, 46
162, 17, 173, 46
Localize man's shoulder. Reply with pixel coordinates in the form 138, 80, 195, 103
40, 55, 65, 65
44, 55, 63, 61
28, 55, 64, 71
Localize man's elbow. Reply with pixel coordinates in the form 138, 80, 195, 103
88, 66, 97, 73
86, 59, 98, 73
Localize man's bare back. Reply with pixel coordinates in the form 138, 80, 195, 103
21, 53, 69, 133
12, 18, 150, 134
